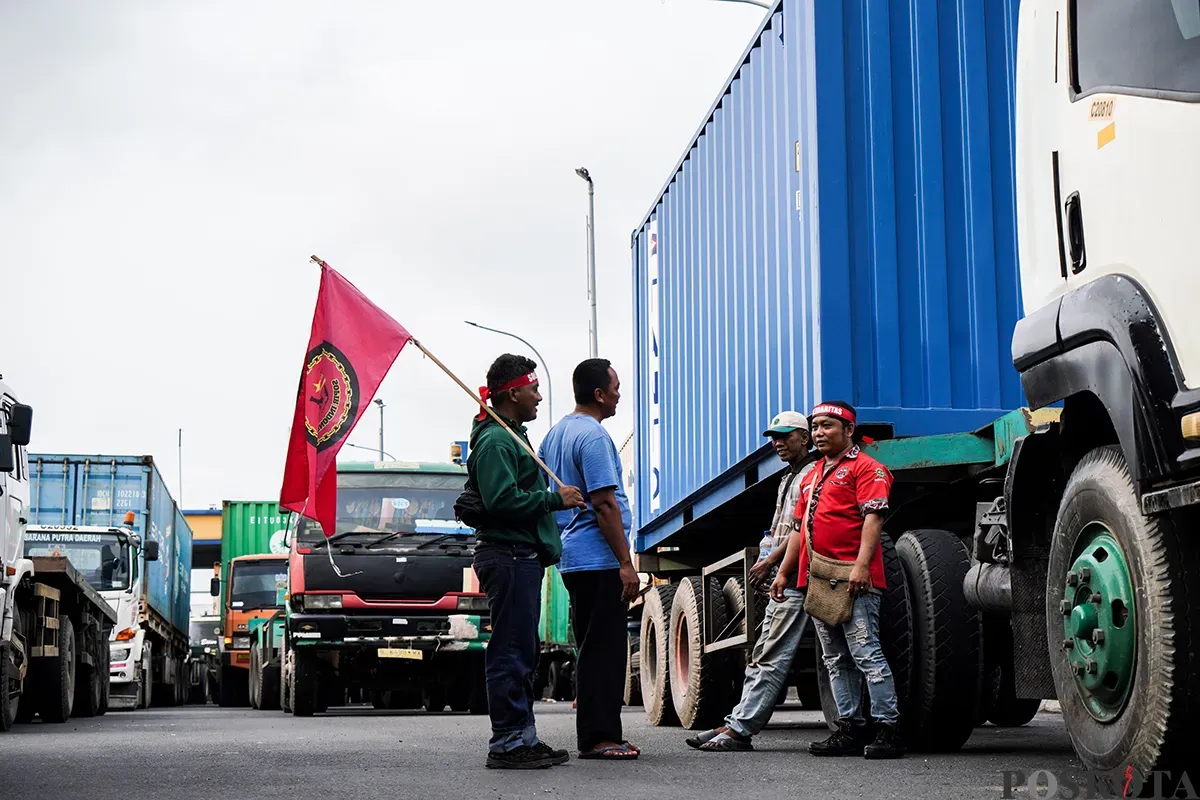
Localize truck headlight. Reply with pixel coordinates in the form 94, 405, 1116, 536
456, 595, 489, 612
232, 636, 251, 650
111, 648, 131, 662
305, 595, 343, 610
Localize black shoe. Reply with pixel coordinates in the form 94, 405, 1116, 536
863, 723, 905, 759
532, 741, 571, 765
808, 719, 872, 757
485, 745, 556, 769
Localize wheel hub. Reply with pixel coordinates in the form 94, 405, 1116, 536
1060, 527, 1136, 722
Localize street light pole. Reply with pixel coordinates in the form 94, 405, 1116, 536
344, 441, 396, 461
374, 398, 385, 460
575, 167, 598, 358
464, 321, 554, 425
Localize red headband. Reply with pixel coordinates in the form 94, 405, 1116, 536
477, 372, 538, 421
811, 403, 855, 424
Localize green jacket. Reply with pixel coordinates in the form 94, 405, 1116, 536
467, 414, 565, 565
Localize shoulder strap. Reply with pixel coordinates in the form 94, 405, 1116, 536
797, 465, 823, 564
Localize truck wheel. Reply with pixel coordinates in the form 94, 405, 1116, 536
219, 665, 248, 708
37, 616, 76, 723
290, 649, 318, 717
468, 659, 488, 715
816, 532, 913, 731
624, 631, 642, 707
0, 641, 18, 731
423, 685, 447, 713
722, 577, 768, 698
546, 660, 563, 701
794, 665, 821, 710
248, 645, 262, 710
1047, 445, 1200, 777
640, 583, 678, 726
668, 576, 734, 729
71, 624, 102, 718
896, 529, 980, 752
97, 642, 110, 715
260, 663, 281, 712
280, 650, 293, 713
139, 646, 152, 709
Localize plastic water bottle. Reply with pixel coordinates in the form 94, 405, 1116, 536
757, 530, 774, 564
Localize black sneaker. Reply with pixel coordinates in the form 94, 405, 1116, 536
485, 745, 556, 770
863, 723, 905, 759
533, 741, 571, 765
808, 719, 872, 757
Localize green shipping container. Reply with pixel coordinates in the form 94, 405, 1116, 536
219, 500, 291, 585
539, 566, 573, 649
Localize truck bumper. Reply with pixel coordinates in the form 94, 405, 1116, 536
288, 612, 488, 652
222, 649, 252, 670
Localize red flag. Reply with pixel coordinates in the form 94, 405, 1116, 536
280, 261, 411, 536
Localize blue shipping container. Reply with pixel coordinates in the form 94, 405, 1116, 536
28, 454, 193, 635
631, 0, 1023, 545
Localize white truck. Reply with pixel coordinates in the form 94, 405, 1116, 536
1, 380, 117, 730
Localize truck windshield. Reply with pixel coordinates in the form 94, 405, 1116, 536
190, 619, 220, 646
297, 471, 471, 543
229, 562, 287, 610
24, 530, 132, 591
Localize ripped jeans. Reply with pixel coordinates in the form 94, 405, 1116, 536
814, 593, 899, 725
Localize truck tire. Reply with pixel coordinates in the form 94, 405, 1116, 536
668, 576, 734, 729
640, 583, 678, 726
1, 641, 18, 731
1047, 445, 1200, 778
72, 624, 102, 718
794, 664, 821, 710
139, 645, 152, 709
290, 648, 318, 717
37, 615, 76, 723
423, 685, 447, 713
624, 631, 642, 707
816, 531, 913, 730
249, 644, 262, 710
896, 528, 980, 752
722, 577, 768, 697
98, 642, 110, 715
260, 663, 281, 712
219, 665, 248, 707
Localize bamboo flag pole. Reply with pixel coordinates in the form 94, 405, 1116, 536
409, 338, 567, 489
306, 255, 568, 490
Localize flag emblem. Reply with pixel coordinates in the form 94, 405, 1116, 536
303, 342, 359, 450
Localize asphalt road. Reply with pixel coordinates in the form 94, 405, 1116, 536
1, 701, 1082, 800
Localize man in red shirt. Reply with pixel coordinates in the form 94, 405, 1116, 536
771, 401, 904, 759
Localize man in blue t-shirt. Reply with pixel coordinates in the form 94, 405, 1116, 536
537, 358, 640, 761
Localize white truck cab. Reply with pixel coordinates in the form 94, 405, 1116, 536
24, 519, 160, 709
0, 380, 33, 649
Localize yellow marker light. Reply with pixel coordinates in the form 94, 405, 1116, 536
224, 636, 233, 645
1182, 412, 1200, 441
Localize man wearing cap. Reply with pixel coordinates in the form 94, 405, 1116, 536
685, 410, 817, 752
772, 400, 904, 760
467, 353, 586, 769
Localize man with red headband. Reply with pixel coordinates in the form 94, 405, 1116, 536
467, 353, 585, 769
771, 400, 905, 760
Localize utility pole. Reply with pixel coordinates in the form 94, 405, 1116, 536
374, 399, 385, 460
576, 167, 598, 358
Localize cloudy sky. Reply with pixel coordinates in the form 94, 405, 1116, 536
2, 1, 765, 512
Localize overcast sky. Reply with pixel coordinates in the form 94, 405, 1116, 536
2, 1, 765, 512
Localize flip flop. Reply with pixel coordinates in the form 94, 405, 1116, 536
698, 734, 753, 752
578, 743, 639, 760
685, 730, 721, 749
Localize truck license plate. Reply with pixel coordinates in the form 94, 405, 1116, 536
378, 648, 422, 660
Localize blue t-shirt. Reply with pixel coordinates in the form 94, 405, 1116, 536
537, 413, 632, 573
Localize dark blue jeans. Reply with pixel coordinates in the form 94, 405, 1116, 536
473, 542, 545, 753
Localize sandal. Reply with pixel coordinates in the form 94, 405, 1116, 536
686, 729, 721, 749
697, 734, 753, 752
578, 743, 639, 760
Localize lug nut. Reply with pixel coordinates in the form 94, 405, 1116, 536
1086, 660, 1098, 675
1063, 638, 1075, 650
1079, 567, 1092, 582
1093, 630, 1106, 644
1072, 663, 1084, 676
1090, 593, 1103, 605
1061, 599, 1074, 615
1067, 571, 1080, 587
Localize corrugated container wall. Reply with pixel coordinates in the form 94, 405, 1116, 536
631, 0, 1023, 534
220, 500, 291, 585
28, 454, 193, 634
539, 567, 572, 648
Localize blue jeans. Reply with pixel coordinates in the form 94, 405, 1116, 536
724, 588, 809, 738
474, 542, 544, 753
814, 593, 900, 725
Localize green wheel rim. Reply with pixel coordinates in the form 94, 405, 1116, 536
1059, 526, 1137, 722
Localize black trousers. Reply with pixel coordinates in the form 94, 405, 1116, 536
562, 568, 627, 751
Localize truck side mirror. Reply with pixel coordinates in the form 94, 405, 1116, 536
210, 577, 221, 597
8, 404, 32, 447
0, 434, 13, 474
145, 540, 160, 561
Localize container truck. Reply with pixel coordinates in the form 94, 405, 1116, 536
209, 500, 290, 707
187, 613, 220, 704
627, 0, 1200, 782
276, 461, 490, 716
1, 383, 117, 730
28, 454, 193, 709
